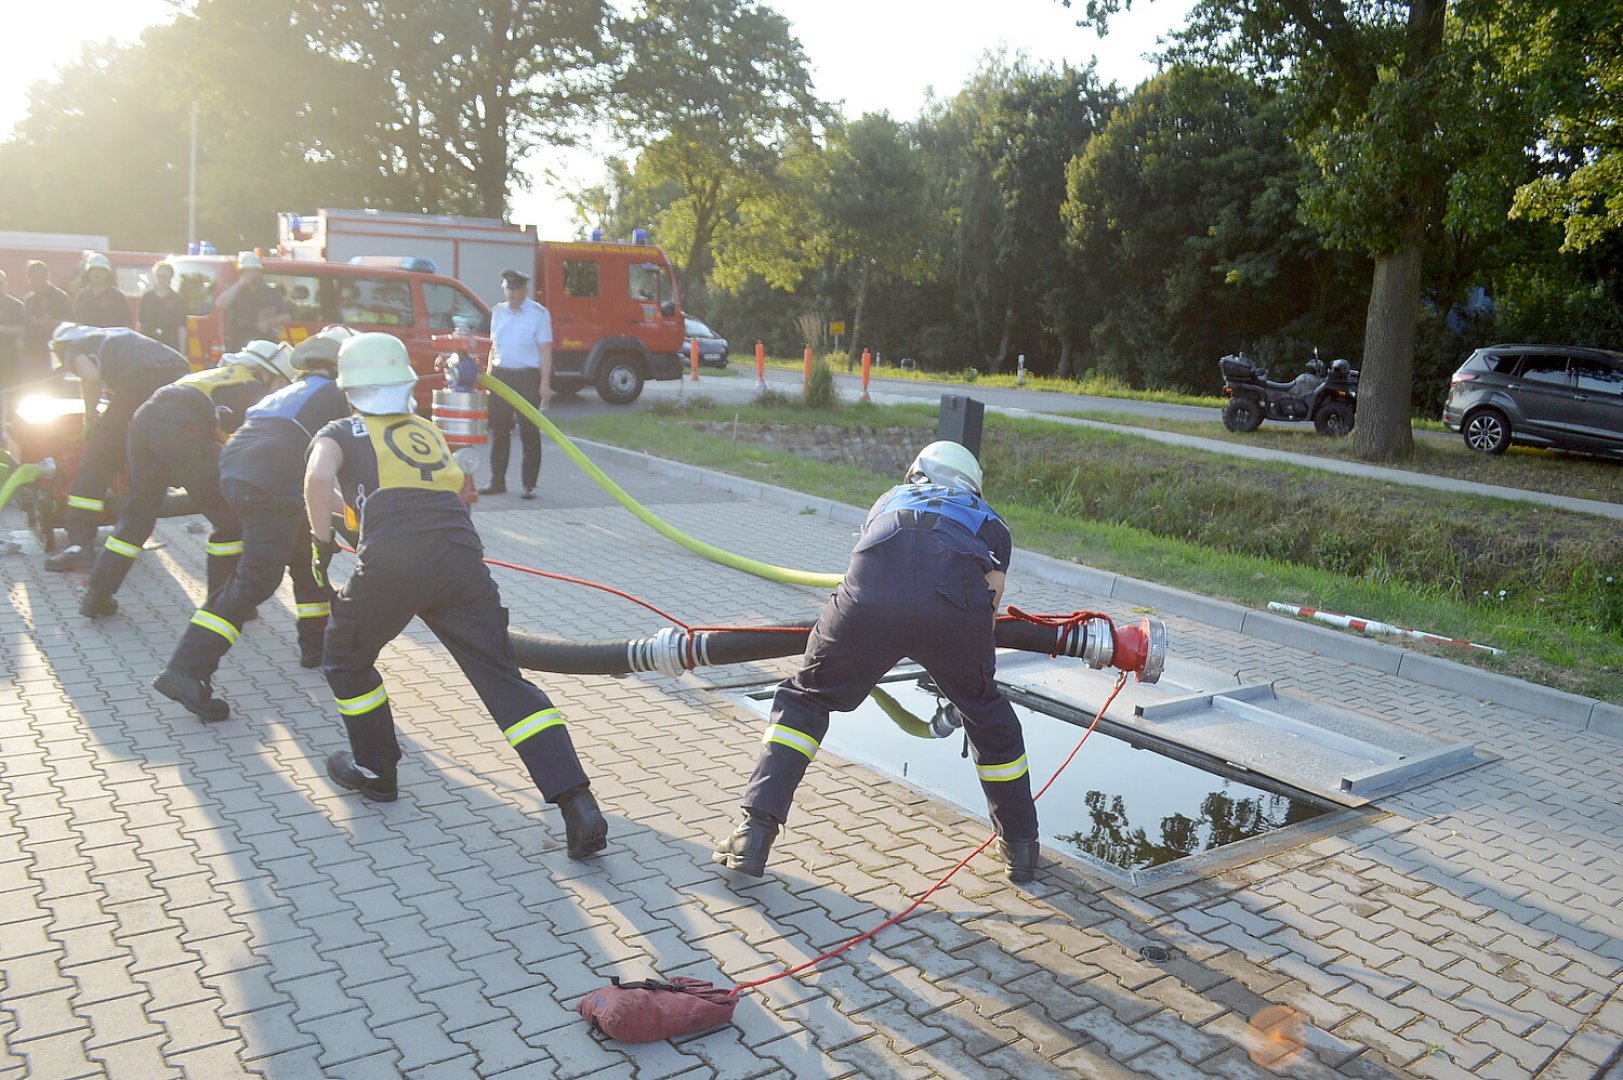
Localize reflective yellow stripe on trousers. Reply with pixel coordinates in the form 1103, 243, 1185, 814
976, 755, 1029, 783
504, 707, 564, 748
335, 684, 388, 716
189, 609, 240, 646
104, 536, 141, 559
297, 603, 331, 619
762, 724, 820, 762
68, 495, 105, 512
206, 540, 244, 557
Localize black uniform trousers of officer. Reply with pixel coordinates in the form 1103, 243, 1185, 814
742, 526, 1038, 842
167, 479, 332, 679
323, 526, 589, 800
484, 366, 542, 490
63, 367, 183, 550
85, 405, 241, 602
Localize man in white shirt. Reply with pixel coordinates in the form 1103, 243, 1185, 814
481, 268, 553, 499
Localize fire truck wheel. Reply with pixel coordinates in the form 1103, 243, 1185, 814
595, 356, 646, 406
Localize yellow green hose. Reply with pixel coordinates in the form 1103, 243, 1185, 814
0, 463, 42, 517
479, 373, 843, 589
869, 685, 938, 740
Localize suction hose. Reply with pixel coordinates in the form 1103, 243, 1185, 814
0, 462, 44, 517
479, 374, 843, 589
508, 614, 1166, 682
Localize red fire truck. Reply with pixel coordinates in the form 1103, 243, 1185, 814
276, 209, 685, 404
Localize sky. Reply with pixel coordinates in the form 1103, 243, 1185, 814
1, 0, 1195, 240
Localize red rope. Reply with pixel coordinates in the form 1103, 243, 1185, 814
729, 669, 1131, 997
1001, 605, 1112, 659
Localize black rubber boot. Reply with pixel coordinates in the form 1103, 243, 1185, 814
45, 544, 94, 572
326, 751, 397, 802
555, 785, 608, 860
711, 809, 780, 877
297, 623, 326, 669
79, 589, 118, 619
153, 669, 230, 722
996, 837, 1041, 884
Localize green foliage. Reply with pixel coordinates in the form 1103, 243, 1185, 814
804, 357, 839, 410
609, 0, 824, 292
1062, 65, 1361, 391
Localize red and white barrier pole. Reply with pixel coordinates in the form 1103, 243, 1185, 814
755, 340, 766, 391
1267, 602, 1504, 655
690, 337, 700, 382
860, 347, 872, 402
802, 345, 813, 390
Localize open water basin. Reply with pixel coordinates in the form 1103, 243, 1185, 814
737, 671, 1338, 885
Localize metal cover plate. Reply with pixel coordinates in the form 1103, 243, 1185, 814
993, 651, 1487, 808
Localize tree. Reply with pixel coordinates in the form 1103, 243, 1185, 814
1063, 65, 1347, 389
816, 115, 940, 369
1074, 0, 1540, 461
0, 0, 399, 250
612, 0, 824, 295
981, 63, 1115, 376
290, 0, 615, 219
1504, 3, 1623, 253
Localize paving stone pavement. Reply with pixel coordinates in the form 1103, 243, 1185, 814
2, 443, 1620, 1079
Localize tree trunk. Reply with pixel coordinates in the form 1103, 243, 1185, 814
1057, 335, 1075, 380
847, 259, 870, 372
989, 289, 1014, 375
1353, 223, 1421, 462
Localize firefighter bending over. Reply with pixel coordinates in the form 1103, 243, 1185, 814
43, 325, 189, 572
154, 327, 356, 722
713, 441, 1042, 883
302, 333, 608, 859
79, 340, 295, 618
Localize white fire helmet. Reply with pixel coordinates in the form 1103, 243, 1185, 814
905, 440, 983, 494
336, 332, 418, 415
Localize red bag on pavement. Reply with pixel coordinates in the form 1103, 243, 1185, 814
578, 976, 737, 1042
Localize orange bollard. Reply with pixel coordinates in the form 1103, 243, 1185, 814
860, 347, 872, 402
755, 340, 766, 390
690, 336, 700, 382
802, 344, 813, 390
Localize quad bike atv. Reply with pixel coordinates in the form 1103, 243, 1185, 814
1219, 353, 1357, 437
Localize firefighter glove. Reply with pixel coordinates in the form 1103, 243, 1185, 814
311, 537, 339, 589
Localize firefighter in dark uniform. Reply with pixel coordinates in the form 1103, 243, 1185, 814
79, 340, 295, 618
153, 327, 356, 722
713, 441, 1042, 882
44, 325, 189, 572
303, 333, 608, 859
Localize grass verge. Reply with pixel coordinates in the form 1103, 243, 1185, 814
560, 397, 1623, 706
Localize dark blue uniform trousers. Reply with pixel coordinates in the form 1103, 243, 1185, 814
322, 528, 590, 800
742, 530, 1038, 841
167, 480, 332, 679
63, 367, 185, 549
85, 406, 241, 601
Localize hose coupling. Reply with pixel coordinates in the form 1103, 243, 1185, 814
1079, 616, 1116, 669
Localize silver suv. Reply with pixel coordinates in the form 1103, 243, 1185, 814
1442, 343, 1623, 456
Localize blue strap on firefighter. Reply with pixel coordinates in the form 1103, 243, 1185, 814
876, 483, 999, 537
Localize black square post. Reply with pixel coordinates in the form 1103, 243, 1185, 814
937, 394, 984, 457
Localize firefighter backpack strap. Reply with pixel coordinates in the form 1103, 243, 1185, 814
576, 975, 737, 1042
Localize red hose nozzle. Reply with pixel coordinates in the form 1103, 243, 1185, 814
1110, 618, 1167, 683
